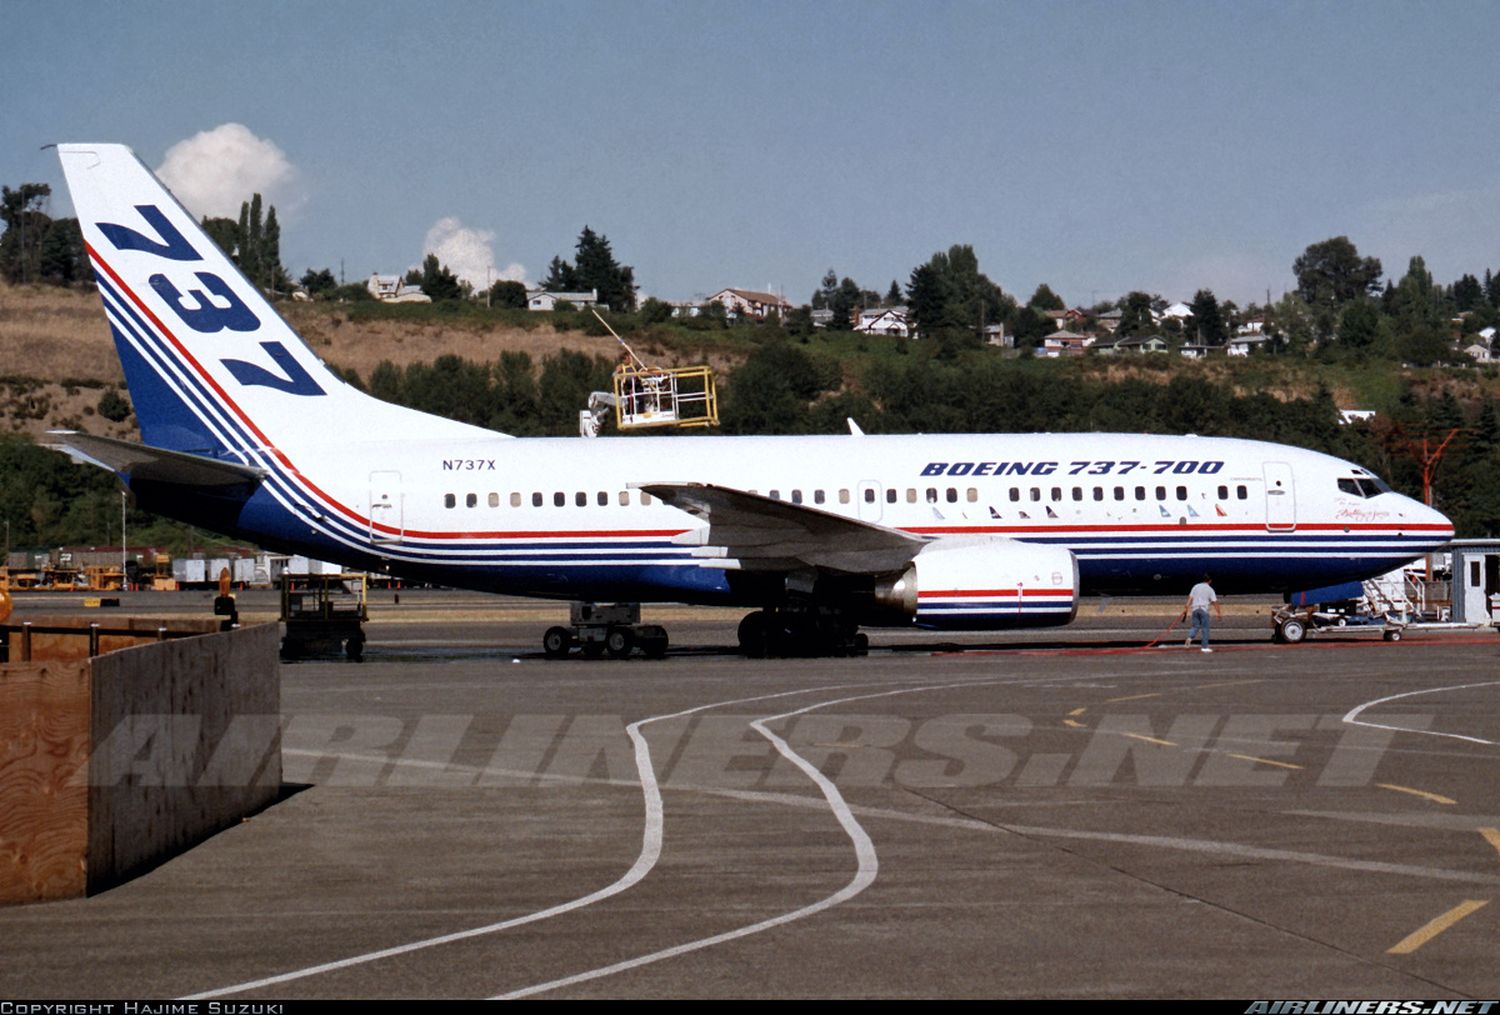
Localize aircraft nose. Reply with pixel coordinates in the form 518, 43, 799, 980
1409, 498, 1454, 544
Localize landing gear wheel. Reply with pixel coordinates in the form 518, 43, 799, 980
738, 611, 770, 658
639, 629, 669, 659
543, 626, 572, 659
1278, 618, 1306, 644
606, 626, 634, 659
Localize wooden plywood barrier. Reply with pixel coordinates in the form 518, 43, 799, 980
0, 623, 280, 904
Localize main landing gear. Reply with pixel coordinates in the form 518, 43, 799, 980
542, 602, 669, 660
736, 607, 869, 658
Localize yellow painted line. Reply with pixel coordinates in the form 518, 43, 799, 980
1386, 900, 1489, 954
1104, 691, 1164, 704
1226, 752, 1304, 771
1480, 827, 1500, 858
1376, 783, 1457, 806
1063, 719, 1088, 730
1068, 707, 1088, 717
1122, 732, 1176, 747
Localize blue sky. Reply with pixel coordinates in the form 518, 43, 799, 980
5, 0, 1498, 308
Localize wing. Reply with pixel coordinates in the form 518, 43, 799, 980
42, 431, 267, 487
639, 481, 925, 574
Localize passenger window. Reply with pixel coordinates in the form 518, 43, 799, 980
1093, 487, 1104, 501
1009, 488, 1021, 502
814, 489, 826, 505
1134, 486, 1145, 500
907, 488, 918, 503
966, 488, 978, 502
466, 493, 477, 508
840, 489, 851, 504
554, 492, 565, 507
1217, 485, 1228, 500
925, 488, 938, 503
597, 491, 608, 506
444, 493, 456, 509
619, 491, 630, 506
641, 492, 653, 505
532, 492, 543, 507
1236, 485, 1247, 500
1051, 487, 1061, 501
510, 492, 521, 508
488, 492, 499, 508
769, 489, 781, 500
792, 489, 803, 504
1030, 487, 1041, 502
1072, 487, 1083, 501
946, 488, 958, 503
1176, 486, 1187, 501
886, 488, 897, 503
1113, 487, 1125, 501
575, 491, 587, 507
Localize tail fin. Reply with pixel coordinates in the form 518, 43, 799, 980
56, 144, 493, 461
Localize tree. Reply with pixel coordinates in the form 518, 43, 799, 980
1452, 273, 1484, 313
542, 255, 577, 291
638, 296, 674, 324
37, 217, 84, 285
885, 280, 902, 306
1293, 236, 1383, 335
1026, 283, 1065, 311
488, 279, 528, 309
1335, 299, 1383, 355
1389, 255, 1440, 328
904, 244, 1013, 349
0, 183, 52, 283
1188, 289, 1228, 345
418, 253, 463, 301
542, 227, 636, 310
1117, 291, 1156, 337
300, 268, 337, 296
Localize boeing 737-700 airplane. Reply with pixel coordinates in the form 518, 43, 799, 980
44, 144, 1454, 656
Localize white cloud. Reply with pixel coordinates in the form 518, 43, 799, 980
422, 217, 527, 289
155, 123, 301, 220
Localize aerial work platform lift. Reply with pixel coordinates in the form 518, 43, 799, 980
578, 311, 718, 438
554, 313, 718, 658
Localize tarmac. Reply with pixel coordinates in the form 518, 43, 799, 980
2, 589, 1499, 1000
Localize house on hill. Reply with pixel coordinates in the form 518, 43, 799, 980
708, 288, 793, 321
366, 274, 432, 303
526, 288, 599, 311
853, 306, 911, 337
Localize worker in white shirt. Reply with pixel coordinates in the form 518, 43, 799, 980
1182, 574, 1224, 653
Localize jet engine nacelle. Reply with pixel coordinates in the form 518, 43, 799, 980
873, 538, 1079, 629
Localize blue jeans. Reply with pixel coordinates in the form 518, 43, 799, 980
1189, 608, 1211, 648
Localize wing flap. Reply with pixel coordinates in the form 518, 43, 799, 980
638, 481, 925, 574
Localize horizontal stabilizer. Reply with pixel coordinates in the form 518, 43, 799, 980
42, 430, 266, 487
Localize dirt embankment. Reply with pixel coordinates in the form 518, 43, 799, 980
0, 282, 638, 437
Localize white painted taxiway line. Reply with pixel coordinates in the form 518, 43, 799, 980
1342, 681, 1500, 747
181, 681, 884, 1000
494, 679, 1016, 1000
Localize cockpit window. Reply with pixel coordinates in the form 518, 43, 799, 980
1339, 477, 1389, 498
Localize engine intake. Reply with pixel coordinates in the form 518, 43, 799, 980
872, 538, 1079, 629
